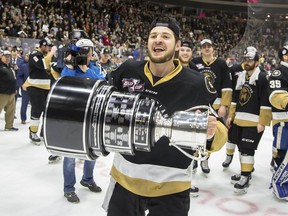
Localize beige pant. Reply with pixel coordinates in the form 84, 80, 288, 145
0, 93, 16, 129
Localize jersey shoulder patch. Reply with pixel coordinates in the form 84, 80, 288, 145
271, 70, 281, 77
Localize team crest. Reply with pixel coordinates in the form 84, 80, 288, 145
239, 86, 251, 106
203, 71, 215, 84
271, 70, 281, 77
204, 77, 216, 94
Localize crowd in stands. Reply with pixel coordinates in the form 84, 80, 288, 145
0, 0, 287, 71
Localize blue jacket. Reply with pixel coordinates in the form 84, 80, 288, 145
17, 59, 29, 87
61, 61, 105, 80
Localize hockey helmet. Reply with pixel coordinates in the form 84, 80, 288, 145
243, 46, 259, 61
278, 45, 288, 61
76, 39, 94, 48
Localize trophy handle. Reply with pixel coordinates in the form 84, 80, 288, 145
168, 105, 213, 161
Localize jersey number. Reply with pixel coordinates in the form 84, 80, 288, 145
270, 80, 281, 88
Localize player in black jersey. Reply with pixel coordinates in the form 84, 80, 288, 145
191, 39, 232, 174
178, 40, 198, 71
226, 46, 272, 194
104, 17, 228, 216
222, 47, 268, 168
268, 45, 288, 200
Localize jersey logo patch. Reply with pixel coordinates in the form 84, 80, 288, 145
33, 56, 39, 62
204, 77, 216, 94
239, 86, 251, 106
271, 70, 281, 77
196, 63, 204, 69
122, 78, 145, 92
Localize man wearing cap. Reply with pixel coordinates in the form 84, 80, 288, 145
98, 47, 116, 83
104, 17, 227, 216
268, 45, 288, 200
222, 46, 267, 168
191, 38, 232, 174
61, 38, 104, 203
226, 46, 272, 194
178, 40, 198, 71
23, 38, 56, 146
0, 50, 18, 131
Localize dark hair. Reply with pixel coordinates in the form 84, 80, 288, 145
148, 17, 180, 41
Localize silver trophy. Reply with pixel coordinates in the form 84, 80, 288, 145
43, 76, 210, 161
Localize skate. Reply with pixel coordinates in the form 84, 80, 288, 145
222, 154, 233, 168
234, 175, 251, 194
200, 159, 210, 174
48, 155, 62, 164
29, 128, 41, 145
190, 185, 199, 198
192, 160, 198, 173
231, 173, 252, 185
231, 174, 241, 184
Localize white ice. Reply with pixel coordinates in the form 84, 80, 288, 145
0, 100, 287, 216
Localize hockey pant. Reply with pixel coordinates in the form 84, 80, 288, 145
27, 87, 49, 132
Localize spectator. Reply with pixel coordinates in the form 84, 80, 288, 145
17, 51, 30, 124
10, 47, 23, 98
0, 50, 18, 131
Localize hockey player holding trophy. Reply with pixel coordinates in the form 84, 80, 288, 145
43, 17, 228, 215
268, 44, 288, 200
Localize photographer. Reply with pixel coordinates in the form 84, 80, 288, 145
62, 39, 105, 80
61, 38, 105, 203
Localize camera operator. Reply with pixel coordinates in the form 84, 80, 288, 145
61, 38, 105, 203
62, 39, 105, 80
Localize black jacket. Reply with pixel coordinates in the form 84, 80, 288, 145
0, 60, 17, 94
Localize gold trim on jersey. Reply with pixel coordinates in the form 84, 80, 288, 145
207, 121, 228, 154
202, 57, 217, 66
269, 90, 288, 110
24, 77, 51, 90
259, 106, 272, 126
221, 89, 233, 107
212, 98, 221, 110
144, 60, 182, 87
228, 102, 236, 119
110, 153, 191, 197
51, 69, 61, 80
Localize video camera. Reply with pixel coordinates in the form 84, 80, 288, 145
63, 44, 90, 66
56, 29, 90, 68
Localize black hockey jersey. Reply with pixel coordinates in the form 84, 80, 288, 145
110, 59, 228, 197
268, 61, 288, 125
229, 66, 272, 127
25, 49, 50, 90
191, 56, 232, 109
